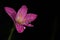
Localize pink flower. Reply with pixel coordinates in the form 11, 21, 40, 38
4, 5, 37, 33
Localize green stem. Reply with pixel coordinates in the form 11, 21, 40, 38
8, 27, 15, 40
51, 16, 57, 40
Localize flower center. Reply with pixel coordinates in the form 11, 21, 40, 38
15, 16, 26, 25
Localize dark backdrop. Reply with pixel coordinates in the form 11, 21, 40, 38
0, 0, 59, 40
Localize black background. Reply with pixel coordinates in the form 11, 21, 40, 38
0, 0, 59, 40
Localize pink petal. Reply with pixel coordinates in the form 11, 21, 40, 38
24, 24, 34, 27
16, 5, 28, 19
25, 13, 37, 23
15, 23, 26, 33
4, 7, 16, 21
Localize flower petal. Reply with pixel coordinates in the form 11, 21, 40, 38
25, 13, 37, 23
4, 7, 16, 21
16, 5, 28, 19
24, 23, 34, 27
15, 23, 26, 33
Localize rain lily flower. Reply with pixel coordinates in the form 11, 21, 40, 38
4, 5, 37, 33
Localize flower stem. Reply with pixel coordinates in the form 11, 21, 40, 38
51, 16, 57, 40
8, 27, 15, 40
